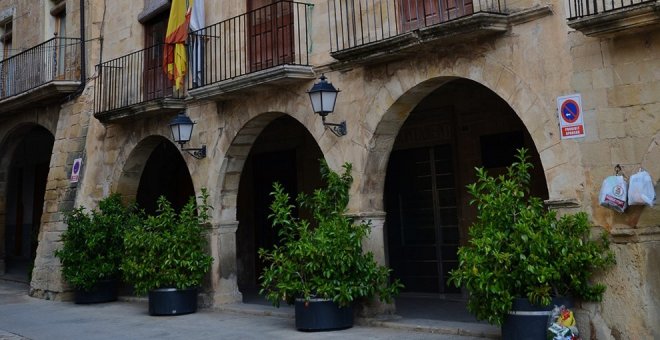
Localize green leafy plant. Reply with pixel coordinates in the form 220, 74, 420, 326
55, 194, 140, 291
122, 189, 213, 296
259, 161, 402, 307
448, 149, 615, 325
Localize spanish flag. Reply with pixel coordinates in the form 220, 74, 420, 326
164, 0, 192, 90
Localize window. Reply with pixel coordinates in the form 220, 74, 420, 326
144, 12, 171, 100
1, 18, 12, 60
1, 17, 13, 97
50, 0, 67, 77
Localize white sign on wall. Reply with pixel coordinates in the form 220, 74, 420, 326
557, 94, 586, 139
70, 158, 82, 183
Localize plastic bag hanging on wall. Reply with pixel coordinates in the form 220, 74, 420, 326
599, 165, 628, 213
628, 169, 656, 207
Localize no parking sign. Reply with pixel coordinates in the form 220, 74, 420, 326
70, 158, 82, 183
557, 94, 586, 139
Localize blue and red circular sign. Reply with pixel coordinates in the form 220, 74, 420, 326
560, 99, 580, 123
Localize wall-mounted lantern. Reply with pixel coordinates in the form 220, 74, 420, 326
307, 74, 346, 137
169, 112, 207, 159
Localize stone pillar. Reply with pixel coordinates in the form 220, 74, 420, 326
350, 211, 396, 317
208, 220, 242, 306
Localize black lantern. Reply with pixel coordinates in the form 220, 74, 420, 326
307, 74, 346, 137
169, 112, 207, 159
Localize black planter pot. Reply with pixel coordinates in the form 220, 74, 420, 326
502, 296, 574, 340
295, 298, 353, 332
148, 287, 198, 316
74, 279, 119, 304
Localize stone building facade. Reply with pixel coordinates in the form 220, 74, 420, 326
0, 0, 657, 338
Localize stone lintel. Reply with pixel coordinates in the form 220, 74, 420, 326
212, 220, 239, 234
347, 211, 387, 221
137, 0, 170, 24
610, 226, 660, 244
544, 198, 582, 209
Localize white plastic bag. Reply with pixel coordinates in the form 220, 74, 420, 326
599, 175, 628, 213
628, 170, 655, 207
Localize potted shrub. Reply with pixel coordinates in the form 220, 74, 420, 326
449, 149, 615, 339
122, 189, 213, 316
259, 161, 402, 331
55, 194, 139, 304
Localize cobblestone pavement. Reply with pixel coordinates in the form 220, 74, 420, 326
0, 280, 497, 340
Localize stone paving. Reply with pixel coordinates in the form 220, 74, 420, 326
0, 280, 498, 340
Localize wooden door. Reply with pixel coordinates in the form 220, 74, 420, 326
441, 0, 473, 20
400, 0, 440, 31
53, 6, 67, 79
399, 0, 473, 32
144, 13, 171, 101
386, 145, 460, 294
248, 0, 294, 72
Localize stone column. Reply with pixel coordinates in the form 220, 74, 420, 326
208, 220, 242, 306
350, 211, 396, 316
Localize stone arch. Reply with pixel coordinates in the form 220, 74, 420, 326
115, 135, 196, 210
115, 135, 168, 202
359, 61, 569, 213
0, 123, 55, 275
208, 111, 325, 304
214, 112, 286, 223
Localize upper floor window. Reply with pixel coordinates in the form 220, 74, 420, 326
49, 0, 67, 38
0, 18, 12, 60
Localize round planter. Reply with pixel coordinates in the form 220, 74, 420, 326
148, 287, 198, 316
74, 279, 119, 304
502, 296, 574, 340
295, 298, 353, 332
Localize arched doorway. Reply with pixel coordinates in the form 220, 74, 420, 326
236, 115, 324, 302
135, 138, 195, 214
2, 125, 54, 282
384, 79, 547, 319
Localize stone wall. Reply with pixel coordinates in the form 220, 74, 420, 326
0, 0, 656, 337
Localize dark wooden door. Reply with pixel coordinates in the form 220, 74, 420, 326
247, 0, 294, 71
399, 0, 473, 32
144, 13, 171, 100
442, 0, 473, 20
386, 144, 460, 293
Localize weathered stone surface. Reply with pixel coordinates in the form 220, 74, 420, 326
0, 0, 656, 337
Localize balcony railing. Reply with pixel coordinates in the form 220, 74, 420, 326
95, 43, 183, 115
188, 1, 313, 90
566, 0, 656, 19
328, 0, 505, 52
0, 37, 81, 100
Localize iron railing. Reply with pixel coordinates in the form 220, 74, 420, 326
328, 0, 505, 52
95, 43, 184, 113
0, 37, 81, 100
566, 0, 656, 19
188, 1, 313, 89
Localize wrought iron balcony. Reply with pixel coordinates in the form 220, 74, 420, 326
566, 0, 660, 36
0, 37, 82, 114
328, 0, 509, 62
187, 1, 315, 100
94, 43, 185, 123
